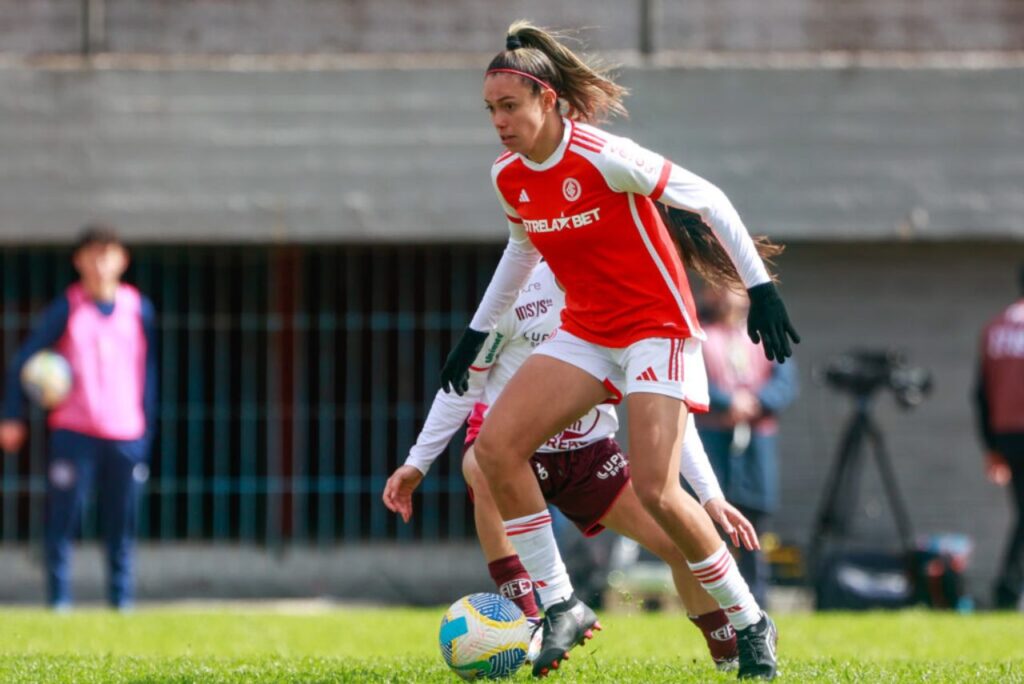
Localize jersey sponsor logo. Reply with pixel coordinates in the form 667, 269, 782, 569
608, 143, 661, 177
525, 331, 551, 347
562, 177, 581, 201
519, 189, 530, 203
595, 451, 627, 480
483, 332, 505, 364
545, 413, 601, 450
520, 279, 541, 294
514, 298, 554, 321
522, 208, 600, 234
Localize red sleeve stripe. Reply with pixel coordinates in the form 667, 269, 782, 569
650, 159, 672, 200
570, 140, 604, 155
506, 214, 523, 224
572, 135, 606, 151
574, 128, 608, 145
469, 364, 492, 372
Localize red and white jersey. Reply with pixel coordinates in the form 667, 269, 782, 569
490, 119, 769, 348
471, 262, 619, 452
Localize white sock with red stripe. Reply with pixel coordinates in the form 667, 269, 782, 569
503, 510, 574, 608
687, 544, 762, 631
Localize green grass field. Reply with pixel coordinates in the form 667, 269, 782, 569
0, 606, 1020, 683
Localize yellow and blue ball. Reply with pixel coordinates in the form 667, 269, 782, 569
439, 592, 531, 680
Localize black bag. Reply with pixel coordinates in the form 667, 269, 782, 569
816, 537, 971, 611
815, 550, 913, 610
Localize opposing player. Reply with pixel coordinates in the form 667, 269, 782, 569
384, 261, 758, 671
438, 22, 799, 679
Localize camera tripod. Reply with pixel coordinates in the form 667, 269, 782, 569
807, 394, 915, 579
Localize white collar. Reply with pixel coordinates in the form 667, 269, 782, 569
519, 118, 572, 172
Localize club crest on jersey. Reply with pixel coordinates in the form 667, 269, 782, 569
562, 177, 581, 201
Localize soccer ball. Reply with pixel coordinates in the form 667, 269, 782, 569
20, 350, 72, 409
439, 592, 532, 680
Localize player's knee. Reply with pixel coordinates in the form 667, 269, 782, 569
472, 430, 500, 473
633, 480, 675, 519
462, 449, 482, 487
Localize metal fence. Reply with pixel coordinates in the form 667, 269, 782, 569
0, 243, 502, 546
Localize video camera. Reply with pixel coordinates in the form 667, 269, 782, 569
823, 349, 932, 408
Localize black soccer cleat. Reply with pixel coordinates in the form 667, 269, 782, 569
532, 594, 600, 678
736, 612, 778, 680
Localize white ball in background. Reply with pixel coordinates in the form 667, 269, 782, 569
20, 350, 72, 410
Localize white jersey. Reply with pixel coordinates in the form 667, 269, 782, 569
474, 262, 619, 452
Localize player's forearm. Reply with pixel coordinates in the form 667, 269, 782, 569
679, 416, 724, 504
660, 167, 769, 289
405, 388, 480, 474
468, 234, 540, 332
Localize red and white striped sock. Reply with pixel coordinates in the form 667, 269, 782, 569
503, 510, 574, 608
687, 544, 762, 631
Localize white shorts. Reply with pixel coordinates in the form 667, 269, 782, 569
533, 328, 710, 412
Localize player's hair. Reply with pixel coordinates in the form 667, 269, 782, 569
74, 223, 124, 253
658, 206, 783, 290
487, 20, 628, 124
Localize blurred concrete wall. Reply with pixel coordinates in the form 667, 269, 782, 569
3, 0, 1024, 54
770, 242, 1024, 604
0, 64, 1021, 244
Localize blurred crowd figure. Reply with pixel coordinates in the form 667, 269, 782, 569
975, 265, 1024, 610
696, 287, 798, 607
0, 225, 157, 610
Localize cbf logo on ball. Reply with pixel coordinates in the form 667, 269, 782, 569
439, 592, 531, 680
562, 177, 581, 201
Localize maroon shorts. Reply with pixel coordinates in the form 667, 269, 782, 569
465, 437, 631, 538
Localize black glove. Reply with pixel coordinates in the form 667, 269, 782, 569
440, 327, 489, 395
746, 282, 800, 362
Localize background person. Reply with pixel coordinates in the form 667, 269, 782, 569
696, 286, 798, 607
975, 265, 1024, 610
0, 225, 157, 610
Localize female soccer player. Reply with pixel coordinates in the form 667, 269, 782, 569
438, 22, 798, 679
384, 261, 758, 672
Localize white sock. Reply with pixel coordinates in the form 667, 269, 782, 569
503, 510, 574, 608
687, 544, 762, 630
